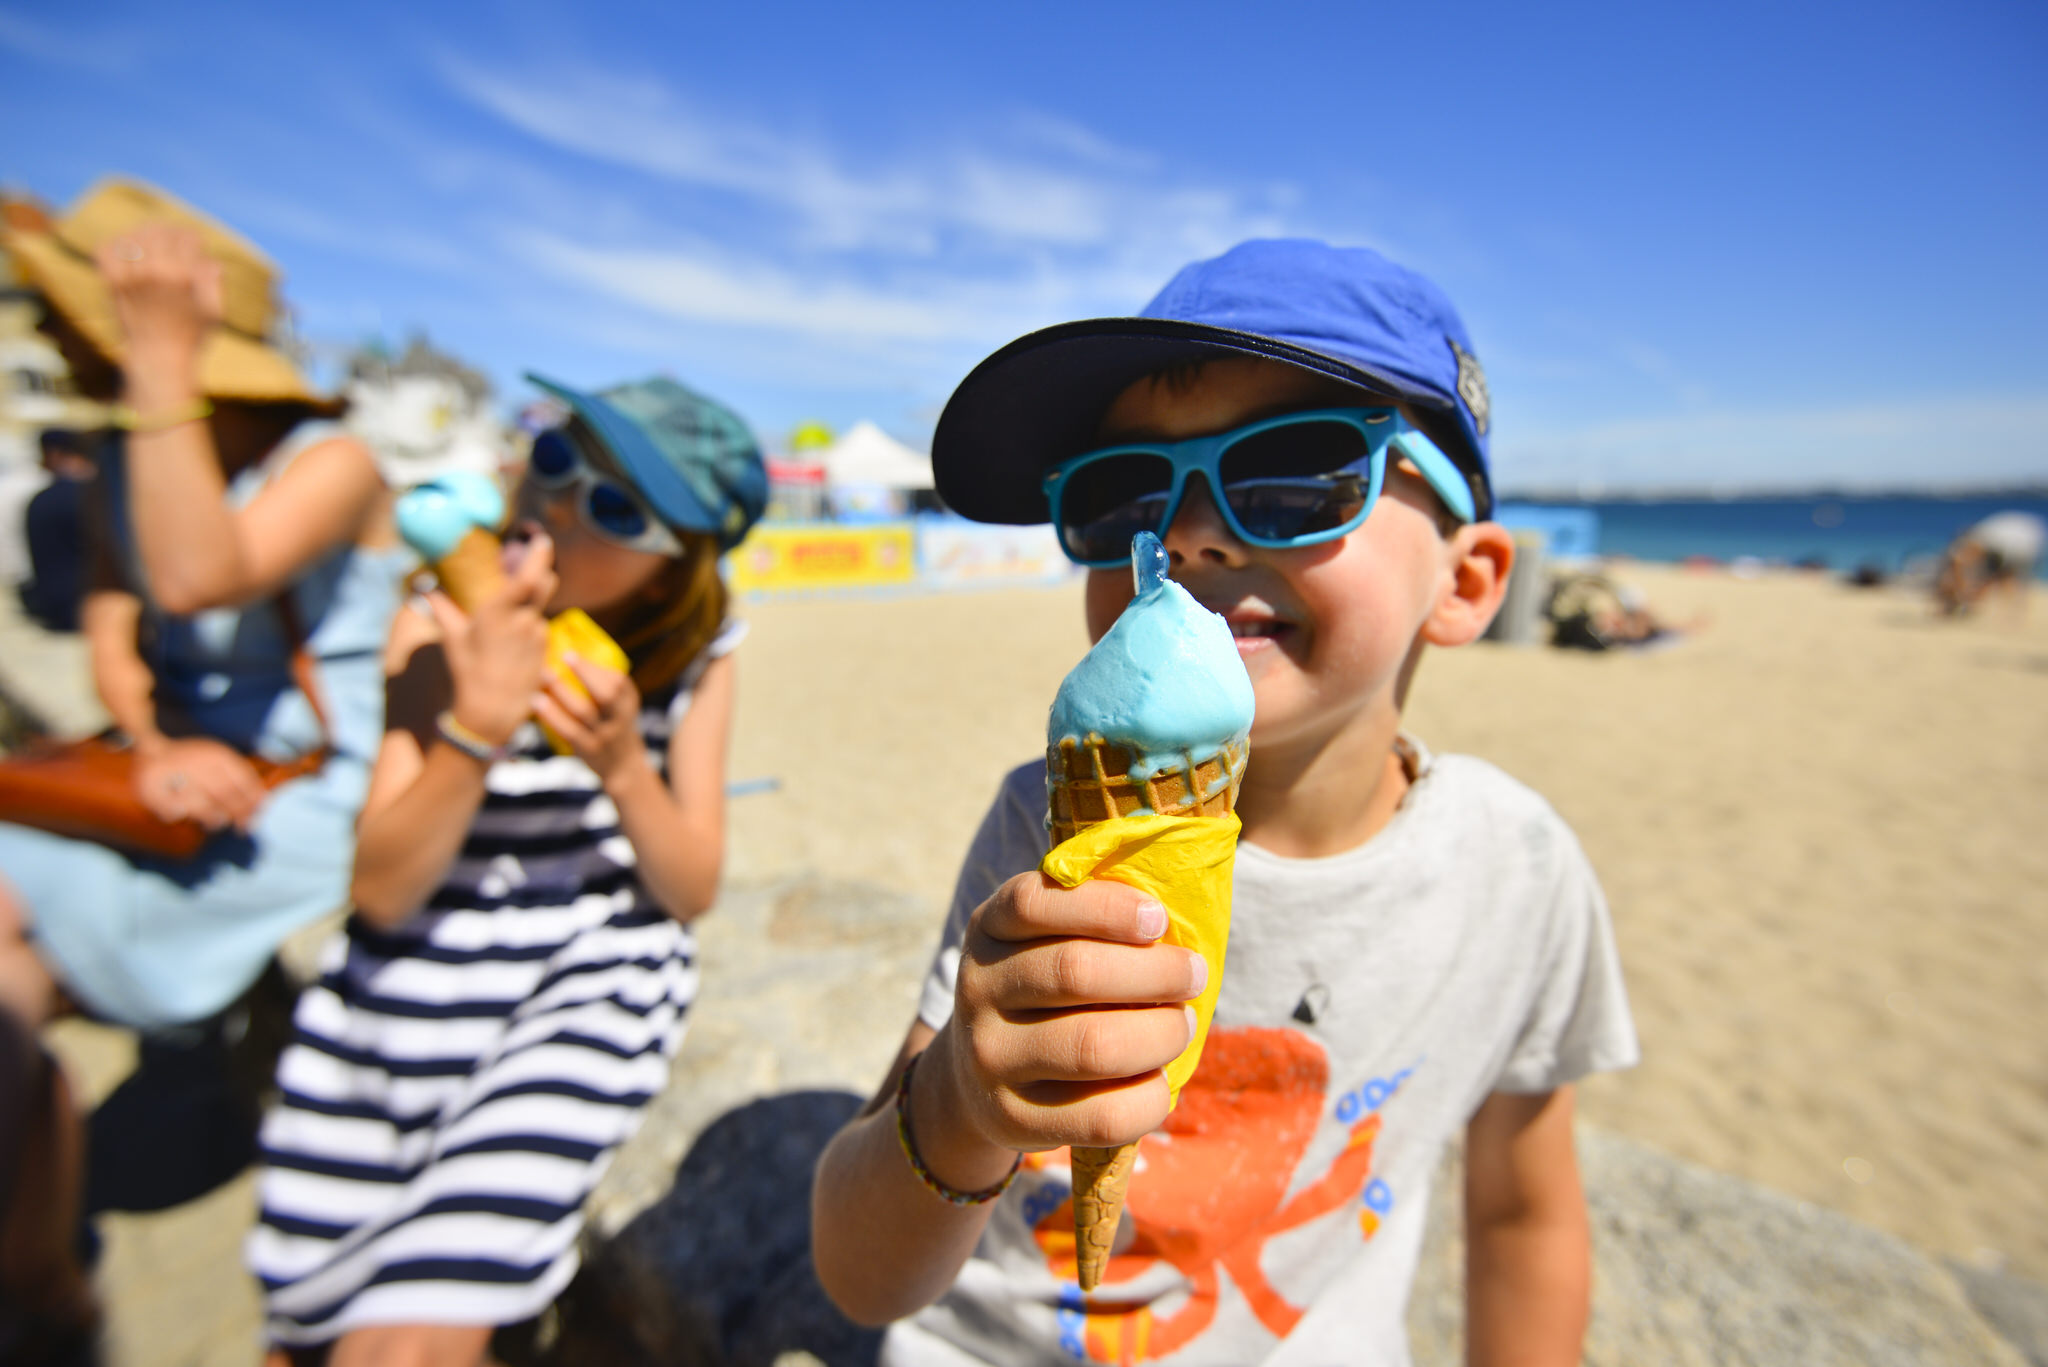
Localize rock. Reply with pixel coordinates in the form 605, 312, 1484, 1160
1949, 1261, 2048, 1367
1409, 1126, 2029, 1367
588, 876, 935, 1237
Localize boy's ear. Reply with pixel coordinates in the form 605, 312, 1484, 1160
1420, 522, 1515, 648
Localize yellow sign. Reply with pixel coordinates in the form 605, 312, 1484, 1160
728, 523, 916, 593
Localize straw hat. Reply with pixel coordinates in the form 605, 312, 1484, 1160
1, 177, 327, 405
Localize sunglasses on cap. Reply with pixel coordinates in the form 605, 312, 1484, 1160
528, 424, 683, 555
1042, 407, 1476, 569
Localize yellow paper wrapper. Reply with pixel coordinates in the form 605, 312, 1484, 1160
1038, 809, 1240, 1104
539, 608, 632, 755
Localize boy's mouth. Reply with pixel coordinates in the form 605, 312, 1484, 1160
1222, 610, 1294, 656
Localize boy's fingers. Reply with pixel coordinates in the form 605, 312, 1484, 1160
978, 1003, 1195, 1085
973, 874, 1168, 948
977, 939, 1205, 1012
996, 1071, 1174, 1152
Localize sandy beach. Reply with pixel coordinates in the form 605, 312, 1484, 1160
719, 565, 2048, 1281
39, 562, 2048, 1364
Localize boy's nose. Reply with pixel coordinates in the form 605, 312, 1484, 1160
1162, 475, 1249, 569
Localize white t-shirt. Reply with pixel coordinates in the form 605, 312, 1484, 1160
887, 742, 1638, 1367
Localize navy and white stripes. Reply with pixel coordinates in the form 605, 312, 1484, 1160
249, 621, 738, 1345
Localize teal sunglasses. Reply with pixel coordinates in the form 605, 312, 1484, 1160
1042, 407, 1477, 569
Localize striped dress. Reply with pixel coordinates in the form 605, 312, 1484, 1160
247, 621, 740, 1346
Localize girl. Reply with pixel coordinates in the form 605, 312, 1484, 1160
249, 375, 767, 1367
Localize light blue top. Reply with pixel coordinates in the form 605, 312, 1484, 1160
1046, 532, 1255, 778
0, 421, 408, 1031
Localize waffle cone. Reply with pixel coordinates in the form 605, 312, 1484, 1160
1047, 735, 1246, 846
1069, 1142, 1137, 1292
1048, 732, 1244, 1292
431, 527, 506, 610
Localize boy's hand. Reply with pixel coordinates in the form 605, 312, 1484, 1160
937, 872, 1204, 1156
429, 534, 556, 746
534, 652, 647, 787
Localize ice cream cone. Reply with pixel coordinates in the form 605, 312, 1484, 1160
1042, 532, 1252, 1294
431, 526, 507, 610
1050, 735, 1244, 1293
1068, 1142, 1137, 1285
1047, 736, 1246, 846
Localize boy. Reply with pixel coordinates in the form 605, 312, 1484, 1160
814, 240, 1637, 1366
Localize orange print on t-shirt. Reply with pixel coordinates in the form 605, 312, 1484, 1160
1030, 1025, 1395, 1364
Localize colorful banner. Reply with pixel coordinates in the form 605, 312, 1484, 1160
728, 522, 916, 593
916, 516, 1075, 589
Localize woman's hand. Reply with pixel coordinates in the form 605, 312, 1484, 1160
95, 225, 224, 405
133, 736, 267, 833
427, 535, 557, 747
534, 654, 647, 788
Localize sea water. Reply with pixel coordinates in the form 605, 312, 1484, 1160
1507, 490, 2048, 577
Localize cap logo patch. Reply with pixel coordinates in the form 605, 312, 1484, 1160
1449, 338, 1490, 437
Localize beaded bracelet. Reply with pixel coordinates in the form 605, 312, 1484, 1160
435, 710, 508, 765
895, 1051, 1021, 1207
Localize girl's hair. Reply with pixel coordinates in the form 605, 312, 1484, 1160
604, 530, 729, 696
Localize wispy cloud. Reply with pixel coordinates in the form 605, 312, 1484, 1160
438, 55, 1154, 252
433, 51, 1302, 383
508, 230, 1037, 346
1502, 395, 2048, 493
0, 7, 143, 74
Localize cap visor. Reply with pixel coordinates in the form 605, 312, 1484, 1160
931, 316, 1476, 525
525, 373, 717, 536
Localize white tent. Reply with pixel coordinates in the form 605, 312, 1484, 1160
821, 421, 932, 491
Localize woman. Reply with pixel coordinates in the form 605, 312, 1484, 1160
0, 179, 402, 1034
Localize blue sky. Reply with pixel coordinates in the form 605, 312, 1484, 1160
3, 0, 2044, 492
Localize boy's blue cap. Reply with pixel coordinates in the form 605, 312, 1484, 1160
932, 238, 1494, 523
526, 372, 768, 551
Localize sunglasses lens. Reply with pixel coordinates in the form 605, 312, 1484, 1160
529, 429, 578, 483
1057, 453, 1175, 564
586, 482, 652, 541
1217, 420, 1376, 542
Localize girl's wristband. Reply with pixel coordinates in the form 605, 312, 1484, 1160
435, 710, 509, 765
895, 1050, 1021, 1207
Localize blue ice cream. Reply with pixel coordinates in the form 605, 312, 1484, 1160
395, 471, 506, 562
1048, 532, 1255, 781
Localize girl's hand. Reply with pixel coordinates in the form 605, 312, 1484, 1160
534, 653, 647, 788
95, 225, 224, 403
427, 535, 557, 747
133, 736, 267, 833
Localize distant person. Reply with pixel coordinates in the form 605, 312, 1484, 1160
249, 377, 765, 1367
1546, 572, 1706, 651
16, 428, 97, 632
1935, 511, 2044, 617
813, 241, 1636, 1366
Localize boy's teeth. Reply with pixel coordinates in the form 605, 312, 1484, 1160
1230, 621, 1276, 638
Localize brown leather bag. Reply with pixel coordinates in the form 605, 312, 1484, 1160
0, 599, 331, 861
